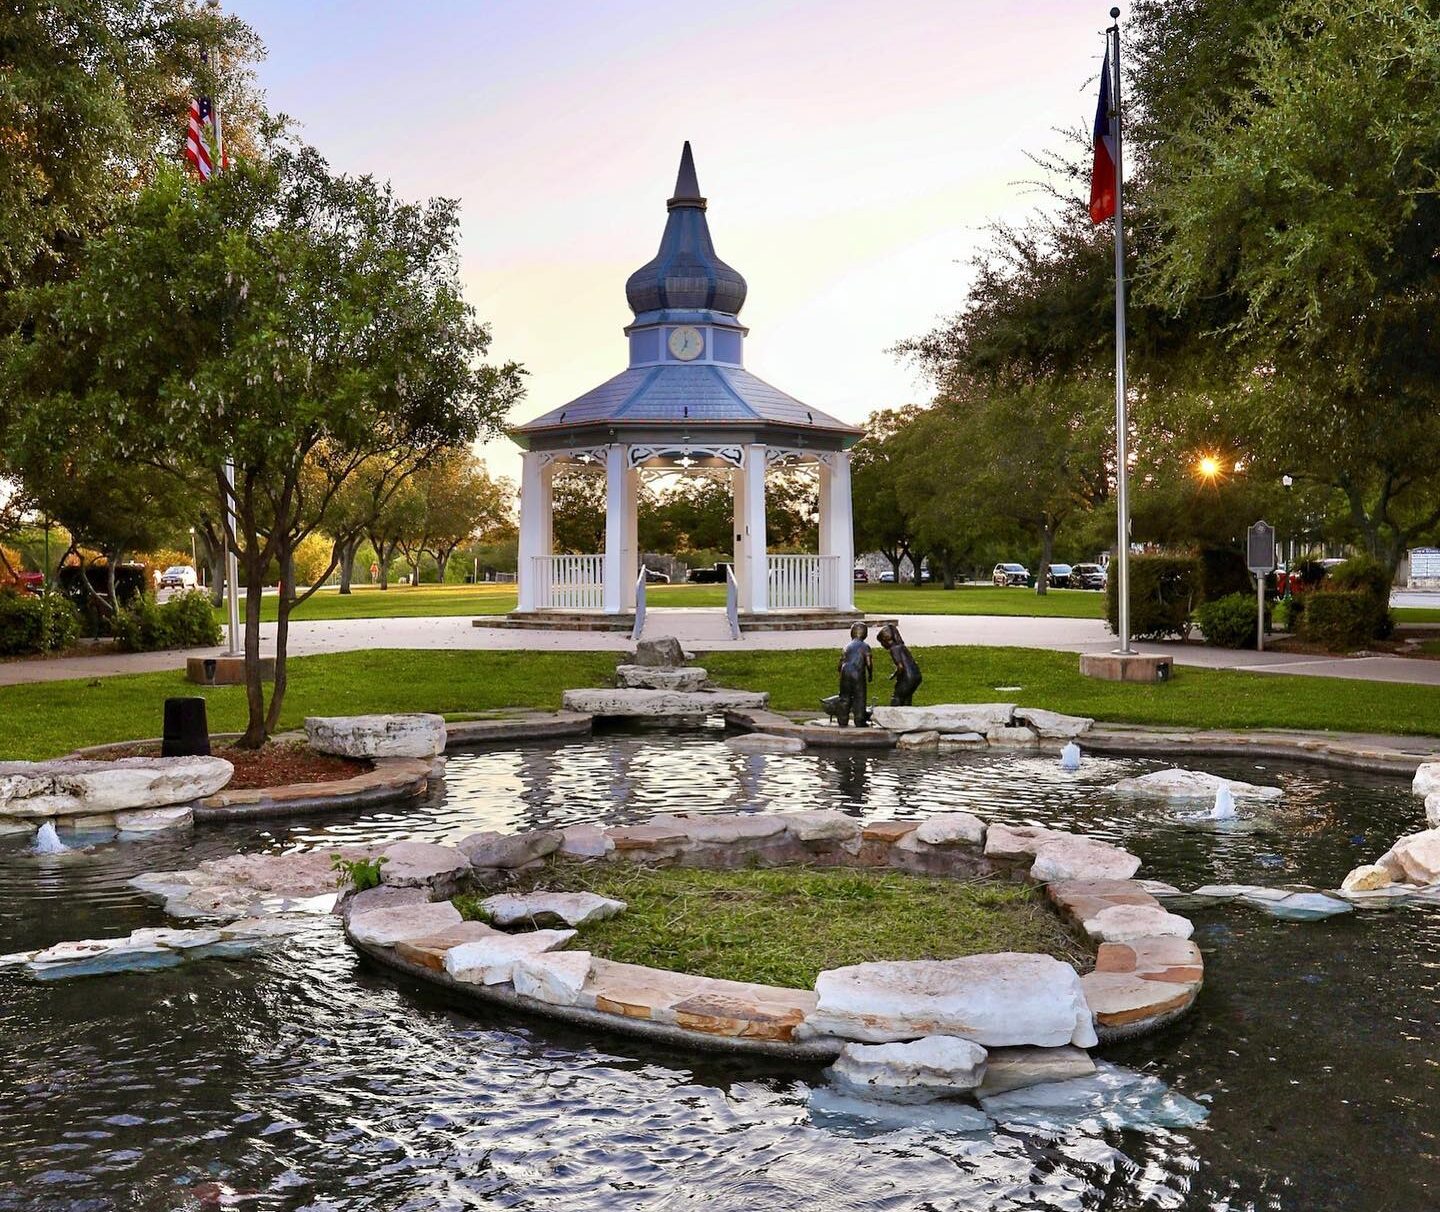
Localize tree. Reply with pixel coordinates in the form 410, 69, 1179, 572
551, 471, 606, 555
395, 448, 512, 585
7, 147, 523, 745
851, 408, 920, 582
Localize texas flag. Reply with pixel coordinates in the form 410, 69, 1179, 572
1090, 46, 1117, 224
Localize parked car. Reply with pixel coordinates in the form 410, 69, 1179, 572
992, 562, 1030, 587
1046, 563, 1074, 588
686, 562, 733, 584
641, 567, 670, 584
878, 569, 896, 583
10, 570, 44, 595
158, 565, 198, 589
853, 567, 869, 583
1069, 562, 1107, 590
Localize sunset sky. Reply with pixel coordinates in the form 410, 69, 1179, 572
231, 0, 1112, 480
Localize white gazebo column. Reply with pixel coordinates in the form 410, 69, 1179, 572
516, 450, 547, 612
819, 451, 855, 611
736, 444, 768, 613
602, 443, 627, 614
620, 463, 640, 610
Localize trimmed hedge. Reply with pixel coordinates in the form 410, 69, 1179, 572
1300, 590, 1382, 651
1197, 546, 1253, 603
0, 589, 81, 656
1194, 592, 1259, 649
1325, 555, 1393, 639
1107, 555, 1198, 640
112, 590, 222, 653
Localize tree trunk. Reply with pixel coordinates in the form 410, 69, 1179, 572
338, 538, 356, 594
264, 578, 291, 736
907, 549, 925, 586
237, 550, 268, 748
435, 550, 451, 584
1035, 524, 1054, 596
409, 557, 421, 586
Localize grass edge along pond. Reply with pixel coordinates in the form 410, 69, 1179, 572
454, 861, 1089, 989
1, 645, 1438, 761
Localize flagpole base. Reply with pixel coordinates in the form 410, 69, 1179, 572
1079, 652, 1173, 683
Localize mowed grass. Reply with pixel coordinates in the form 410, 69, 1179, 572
857, 584, 1104, 618
1396, 607, 1440, 624
3, 644, 1439, 761
455, 860, 1087, 989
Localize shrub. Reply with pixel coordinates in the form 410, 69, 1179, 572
1107, 554, 1198, 640
113, 589, 222, 652
1301, 590, 1382, 651
1196, 546, 1252, 603
1271, 596, 1300, 632
1326, 555, 1393, 638
1194, 592, 1260, 649
333, 854, 387, 891
0, 589, 81, 655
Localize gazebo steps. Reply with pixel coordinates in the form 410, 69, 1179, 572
471, 612, 637, 632
738, 610, 881, 633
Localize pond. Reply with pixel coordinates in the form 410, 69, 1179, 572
1, 726, 1435, 1210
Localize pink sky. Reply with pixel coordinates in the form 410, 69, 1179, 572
232, 0, 1112, 480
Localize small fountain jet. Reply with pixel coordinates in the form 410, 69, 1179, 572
32, 822, 70, 855
1059, 742, 1082, 771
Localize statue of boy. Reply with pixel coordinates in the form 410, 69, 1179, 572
834, 622, 874, 727
877, 623, 922, 707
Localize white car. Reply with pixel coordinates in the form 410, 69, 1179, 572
158, 565, 198, 589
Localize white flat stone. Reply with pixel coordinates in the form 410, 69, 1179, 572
1427, 792, 1440, 827
780, 810, 862, 844
975, 1045, 1096, 1097
896, 730, 941, 749
0, 817, 34, 835
480, 891, 625, 927
127, 927, 224, 950
305, 713, 446, 759
1260, 892, 1353, 921
457, 829, 562, 869
648, 812, 786, 844
869, 704, 1016, 734
1083, 904, 1194, 943
806, 1085, 995, 1133
1377, 828, 1440, 886
559, 823, 614, 858
511, 950, 594, 1006
1029, 837, 1141, 883
378, 841, 470, 890
561, 688, 768, 717
0, 756, 233, 817
348, 901, 462, 946
913, 813, 986, 847
443, 929, 576, 985
1111, 768, 1282, 801
828, 1035, 988, 1103
938, 732, 988, 748
616, 664, 709, 691
987, 725, 1040, 747
1186, 884, 1255, 901
1341, 864, 1394, 893
983, 823, 1062, 861
1013, 708, 1094, 739
115, 805, 193, 833
1412, 761, 1440, 798
977, 1059, 1208, 1132
725, 732, 804, 755
805, 952, 1097, 1049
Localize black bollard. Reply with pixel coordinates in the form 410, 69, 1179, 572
162, 697, 211, 757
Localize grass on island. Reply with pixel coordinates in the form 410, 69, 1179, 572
2, 644, 1439, 760
454, 860, 1088, 989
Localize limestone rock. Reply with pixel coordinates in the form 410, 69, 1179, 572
305, 713, 446, 759
1029, 837, 1141, 883
977, 1059, 1208, 1132
725, 733, 804, 755
1080, 970, 1196, 1029
1013, 708, 1094, 739
869, 704, 1016, 734
616, 664, 708, 691
1377, 828, 1440, 886
1412, 760, 1440, 798
559, 823, 614, 859
457, 828, 562, 869
1427, 792, 1440, 828
0, 756, 233, 818
480, 891, 625, 927
197, 847, 380, 896
378, 841, 471, 892
828, 1035, 988, 1103
983, 823, 1061, 861
336, 884, 428, 924
1258, 891, 1352, 921
348, 900, 462, 946
1110, 768, 1282, 801
511, 950, 594, 1006
649, 812, 786, 844
896, 730, 941, 749
1083, 904, 1194, 944
806, 952, 1098, 1049
987, 725, 1040, 747
975, 1046, 1096, 1097
632, 635, 687, 667
937, 732, 987, 748
115, 805, 193, 833
1341, 864, 1394, 893
442, 928, 576, 985
780, 810, 862, 844
913, 813, 986, 847
561, 688, 768, 717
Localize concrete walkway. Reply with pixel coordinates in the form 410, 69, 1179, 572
4, 608, 1440, 689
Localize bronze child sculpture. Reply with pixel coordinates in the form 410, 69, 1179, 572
877, 623, 922, 707
833, 621, 874, 727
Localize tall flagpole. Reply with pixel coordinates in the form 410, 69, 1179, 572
1109, 6, 1133, 655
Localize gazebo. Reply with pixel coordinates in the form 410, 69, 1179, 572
509, 143, 863, 629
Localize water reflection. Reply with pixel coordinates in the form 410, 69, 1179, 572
0, 728, 1435, 1209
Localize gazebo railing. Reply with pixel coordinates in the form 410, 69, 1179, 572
534, 554, 604, 610
767, 554, 841, 611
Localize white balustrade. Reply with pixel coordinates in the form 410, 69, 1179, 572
766, 554, 841, 611
534, 554, 605, 610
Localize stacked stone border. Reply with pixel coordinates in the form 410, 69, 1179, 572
339, 808, 1204, 1061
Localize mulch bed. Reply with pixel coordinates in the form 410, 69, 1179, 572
95, 740, 373, 789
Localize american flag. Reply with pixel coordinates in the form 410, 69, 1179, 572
183, 93, 226, 179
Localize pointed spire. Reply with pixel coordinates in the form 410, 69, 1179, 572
667, 141, 706, 211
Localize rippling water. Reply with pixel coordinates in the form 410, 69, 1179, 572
1, 724, 1436, 1210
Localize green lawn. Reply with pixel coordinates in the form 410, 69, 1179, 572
856, 584, 1104, 617
3, 644, 1438, 761
454, 861, 1085, 989
1395, 607, 1440, 624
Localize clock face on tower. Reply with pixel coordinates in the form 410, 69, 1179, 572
667, 325, 704, 361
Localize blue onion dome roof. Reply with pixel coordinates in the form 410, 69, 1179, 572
624, 142, 748, 316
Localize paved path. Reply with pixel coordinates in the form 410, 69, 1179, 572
4, 608, 1440, 689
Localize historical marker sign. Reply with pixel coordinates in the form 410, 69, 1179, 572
1247, 521, 1276, 575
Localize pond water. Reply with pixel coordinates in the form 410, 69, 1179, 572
2, 725, 1436, 1211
